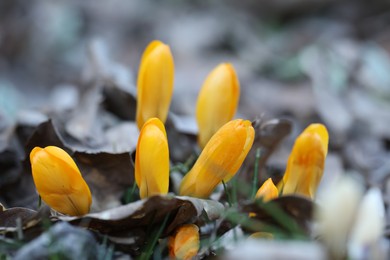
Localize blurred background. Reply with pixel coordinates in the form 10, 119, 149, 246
1, 0, 390, 192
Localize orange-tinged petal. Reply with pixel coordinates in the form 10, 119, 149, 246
135, 117, 169, 199
30, 146, 92, 216
136, 40, 174, 130
255, 178, 278, 202
168, 224, 200, 260
249, 232, 274, 240
179, 119, 254, 198
279, 123, 329, 198
196, 63, 240, 148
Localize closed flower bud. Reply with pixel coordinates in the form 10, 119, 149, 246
168, 224, 200, 260
30, 146, 92, 216
255, 178, 278, 202
136, 40, 174, 130
196, 63, 240, 148
135, 117, 169, 199
349, 188, 385, 259
279, 123, 329, 199
315, 175, 363, 259
180, 119, 254, 198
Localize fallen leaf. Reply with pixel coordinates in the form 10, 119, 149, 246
102, 84, 137, 121
0, 207, 37, 228
58, 195, 223, 236
74, 151, 134, 212
241, 118, 292, 186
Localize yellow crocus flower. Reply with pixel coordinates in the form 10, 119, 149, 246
278, 123, 329, 199
135, 117, 169, 199
30, 146, 92, 216
168, 224, 200, 260
136, 40, 174, 130
180, 119, 254, 198
255, 178, 278, 202
196, 63, 240, 148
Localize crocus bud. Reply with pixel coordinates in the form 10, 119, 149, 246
136, 40, 174, 130
348, 188, 385, 259
196, 63, 240, 148
30, 146, 92, 216
135, 117, 169, 199
278, 123, 329, 199
255, 178, 278, 202
315, 175, 363, 259
180, 119, 254, 198
168, 224, 200, 260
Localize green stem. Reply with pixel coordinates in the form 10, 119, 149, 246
138, 214, 170, 260
251, 148, 262, 199
222, 180, 232, 207
38, 195, 42, 208
124, 182, 138, 204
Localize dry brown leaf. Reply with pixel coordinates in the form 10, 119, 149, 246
74, 151, 134, 212
0, 207, 37, 228
102, 84, 137, 121
241, 118, 292, 186
58, 195, 224, 236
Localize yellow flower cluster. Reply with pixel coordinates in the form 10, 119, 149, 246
135, 40, 254, 199
29, 41, 329, 231
29, 40, 253, 217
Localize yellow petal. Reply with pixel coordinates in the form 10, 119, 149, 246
135, 117, 169, 199
136, 40, 174, 130
30, 146, 92, 216
168, 224, 200, 260
255, 178, 278, 202
196, 63, 240, 148
179, 119, 254, 198
279, 123, 329, 198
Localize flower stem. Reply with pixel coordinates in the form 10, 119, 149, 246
222, 180, 232, 207
38, 195, 42, 208
251, 148, 262, 199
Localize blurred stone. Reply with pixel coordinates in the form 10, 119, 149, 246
223, 239, 326, 260
50, 84, 79, 113
14, 222, 98, 260
103, 122, 138, 153
299, 44, 354, 139
357, 44, 390, 97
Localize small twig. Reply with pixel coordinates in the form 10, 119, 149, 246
16, 217, 23, 240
